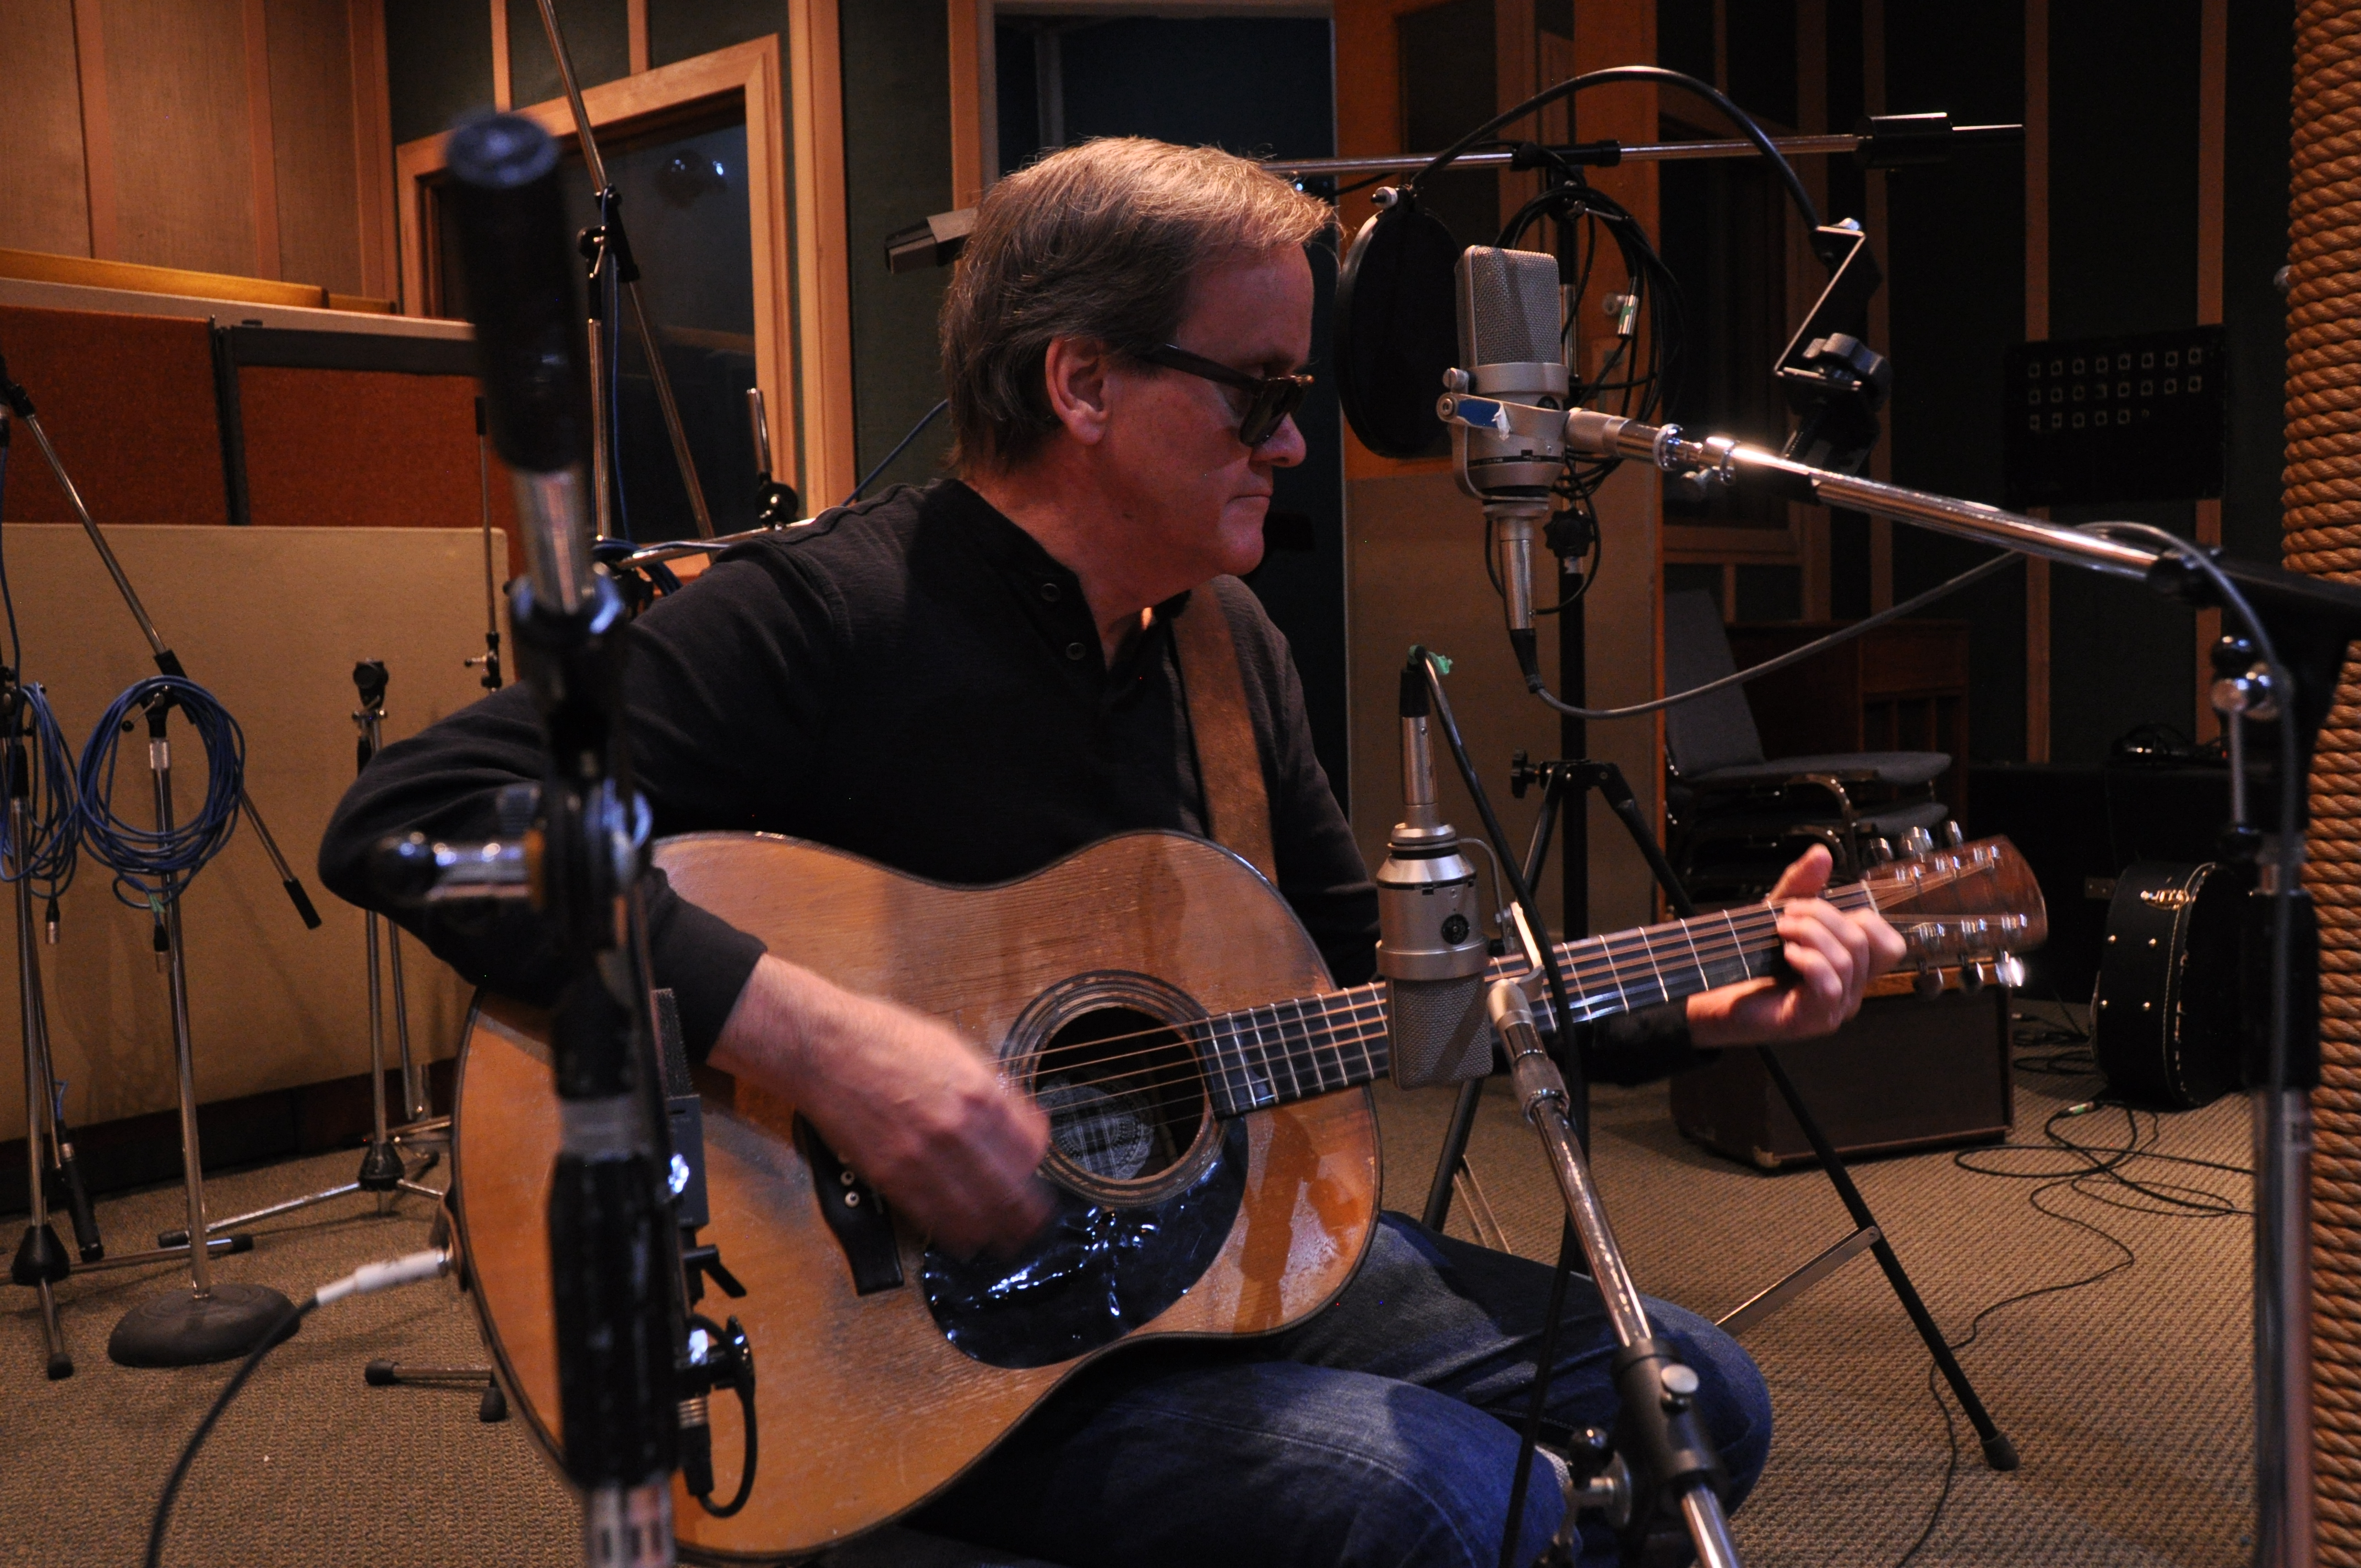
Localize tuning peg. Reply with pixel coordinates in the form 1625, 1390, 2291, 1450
1913, 966, 1943, 1000
1901, 826, 1935, 856
1960, 960, 1989, 994
1943, 820, 1965, 847
1867, 837, 1896, 865
1994, 954, 2026, 989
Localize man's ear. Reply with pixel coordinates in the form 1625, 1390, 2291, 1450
1042, 336, 1114, 446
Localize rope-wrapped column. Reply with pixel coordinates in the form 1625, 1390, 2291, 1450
2288, 6, 2361, 1560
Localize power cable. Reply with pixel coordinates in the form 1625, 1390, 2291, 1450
1893, 1005, 2250, 1565
144, 1250, 451, 1568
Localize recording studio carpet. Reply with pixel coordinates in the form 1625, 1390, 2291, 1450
0, 1002, 2251, 1566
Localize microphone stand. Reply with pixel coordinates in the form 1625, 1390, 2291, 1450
1488, 980, 1740, 1568
525, 0, 715, 542
0, 357, 318, 1367
413, 113, 761, 1568
1535, 405, 2361, 1568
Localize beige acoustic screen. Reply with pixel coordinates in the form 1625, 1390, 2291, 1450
3, 524, 507, 1133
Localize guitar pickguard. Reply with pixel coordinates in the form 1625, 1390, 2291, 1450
919, 1118, 1248, 1368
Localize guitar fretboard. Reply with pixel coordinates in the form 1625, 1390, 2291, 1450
1194, 885, 1885, 1119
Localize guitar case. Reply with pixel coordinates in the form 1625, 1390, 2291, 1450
2091, 861, 2245, 1110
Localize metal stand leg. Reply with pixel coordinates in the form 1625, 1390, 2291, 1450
165, 673, 439, 1246
1755, 1049, 2018, 1468
106, 700, 293, 1368
389, 924, 428, 1124
10, 782, 72, 1379
1454, 753, 2020, 1473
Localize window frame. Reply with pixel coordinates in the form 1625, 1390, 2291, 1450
393, 29, 855, 510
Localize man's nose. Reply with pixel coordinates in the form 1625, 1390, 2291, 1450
1254, 413, 1308, 468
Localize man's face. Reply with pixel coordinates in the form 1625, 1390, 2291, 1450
1097, 246, 1313, 586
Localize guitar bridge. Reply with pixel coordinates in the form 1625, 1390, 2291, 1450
794, 1117, 906, 1294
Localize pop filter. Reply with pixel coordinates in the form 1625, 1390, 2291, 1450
1334, 203, 1461, 459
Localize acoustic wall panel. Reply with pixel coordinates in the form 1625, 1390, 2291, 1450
0, 304, 227, 527
0, 524, 508, 1133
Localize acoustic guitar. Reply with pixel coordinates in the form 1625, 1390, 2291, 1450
451, 829, 2044, 1562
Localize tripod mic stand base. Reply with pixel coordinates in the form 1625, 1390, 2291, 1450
107, 1282, 296, 1368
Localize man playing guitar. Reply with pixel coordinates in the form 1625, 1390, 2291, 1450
322, 137, 1902, 1567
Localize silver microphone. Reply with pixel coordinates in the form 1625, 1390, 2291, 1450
1449, 246, 1566, 685
1376, 662, 1494, 1090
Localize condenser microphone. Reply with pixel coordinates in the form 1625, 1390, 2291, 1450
1375, 661, 1494, 1091
443, 112, 597, 616
1450, 246, 1566, 687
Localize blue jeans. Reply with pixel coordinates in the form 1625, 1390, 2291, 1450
913, 1212, 1772, 1568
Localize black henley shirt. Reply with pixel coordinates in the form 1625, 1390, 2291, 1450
318, 479, 1696, 1078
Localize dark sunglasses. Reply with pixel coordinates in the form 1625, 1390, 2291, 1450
1134, 344, 1312, 448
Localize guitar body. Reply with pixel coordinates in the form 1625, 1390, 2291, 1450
453, 830, 1380, 1563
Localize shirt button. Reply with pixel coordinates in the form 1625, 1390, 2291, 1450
1040, 582, 1062, 602
1065, 641, 1086, 660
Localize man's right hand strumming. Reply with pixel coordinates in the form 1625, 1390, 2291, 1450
706, 954, 1053, 1257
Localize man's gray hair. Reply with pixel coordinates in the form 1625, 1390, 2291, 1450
940, 137, 1334, 471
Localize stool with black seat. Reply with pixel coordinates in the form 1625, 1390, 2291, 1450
1662, 589, 1951, 899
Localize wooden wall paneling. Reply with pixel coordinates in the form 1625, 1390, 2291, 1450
0, 525, 497, 1133
493, 0, 515, 110
1333, 0, 1460, 482
788, 0, 858, 508
949, 0, 991, 206
71, 0, 119, 259
97, 0, 260, 277
1569, 0, 1663, 932
347, 0, 399, 301
1495, 0, 1538, 238
1862, 0, 1892, 611
2192, 0, 2227, 741
2023, 0, 2049, 763
0, 0, 95, 258
394, 35, 840, 504
242, 0, 283, 280
1792, 0, 1831, 620
1343, 470, 1565, 933
260, 0, 366, 298
0, 306, 226, 526
238, 364, 521, 551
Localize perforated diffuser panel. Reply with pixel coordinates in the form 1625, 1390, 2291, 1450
1386, 976, 1492, 1091
1455, 247, 1563, 366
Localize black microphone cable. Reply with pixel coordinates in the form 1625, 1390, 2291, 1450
845, 398, 949, 507
144, 1250, 451, 1568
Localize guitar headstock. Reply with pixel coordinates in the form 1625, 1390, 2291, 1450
1859, 835, 2048, 978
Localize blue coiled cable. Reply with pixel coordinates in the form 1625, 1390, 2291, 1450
75, 678, 244, 908
0, 421, 81, 913
1, 682, 80, 904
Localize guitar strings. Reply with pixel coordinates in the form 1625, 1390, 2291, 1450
1003, 863, 2012, 1103
1005, 886, 1858, 1084
1003, 879, 1987, 1099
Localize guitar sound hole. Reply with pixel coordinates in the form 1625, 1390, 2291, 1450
1033, 1008, 1206, 1189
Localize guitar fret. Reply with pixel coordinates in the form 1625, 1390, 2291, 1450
1635, 927, 1671, 1008
1279, 998, 1319, 1095
1261, 1005, 1302, 1103
1207, 1015, 1259, 1114
1603, 932, 1634, 1015
1677, 919, 1712, 993
1298, 994, 1342, 1092
1350, 987, 1384, 1084
1717, 908, 1751, 989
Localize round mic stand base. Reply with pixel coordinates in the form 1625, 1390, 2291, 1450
107, 1281, 296, 1368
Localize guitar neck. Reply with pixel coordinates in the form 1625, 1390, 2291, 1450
1198, 884, 1881, 1118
